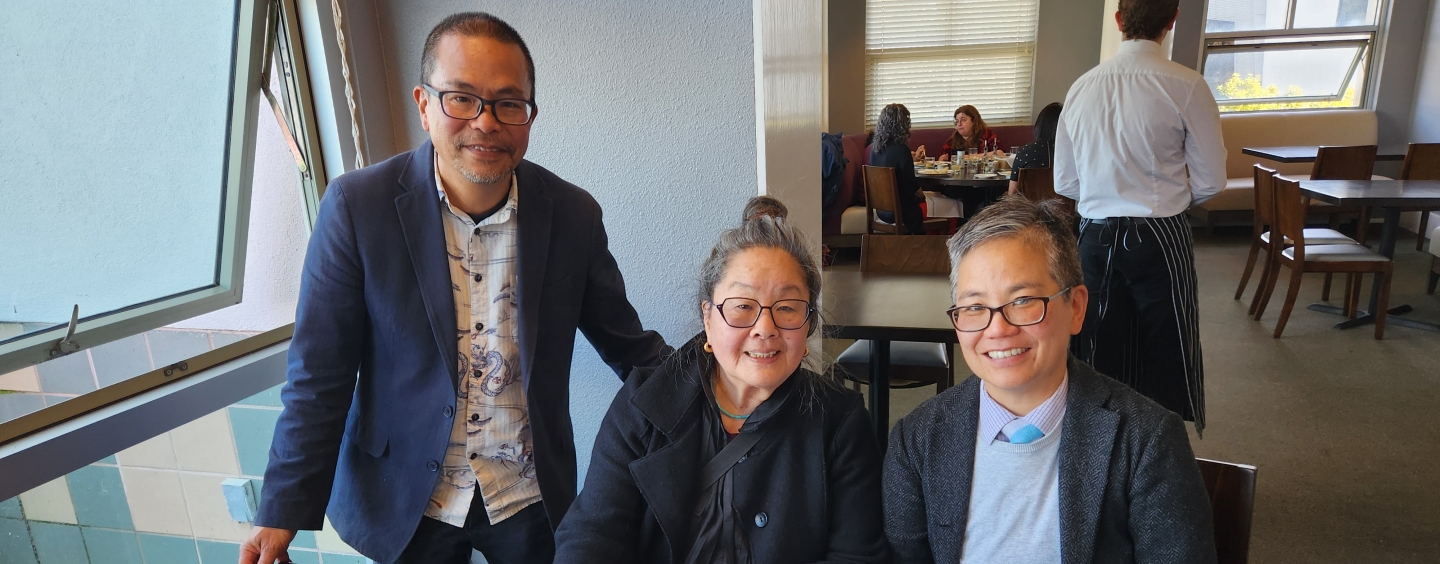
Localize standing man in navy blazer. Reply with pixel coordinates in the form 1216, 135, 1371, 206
240, 12, 668, 564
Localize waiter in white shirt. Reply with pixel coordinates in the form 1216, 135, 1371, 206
1053, 0, 1225, 434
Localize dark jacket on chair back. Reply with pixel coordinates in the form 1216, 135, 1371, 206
555, 336, 889, 564
884, 356, 1217, 564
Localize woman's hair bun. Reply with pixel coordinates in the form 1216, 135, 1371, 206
741, 195, 789, 223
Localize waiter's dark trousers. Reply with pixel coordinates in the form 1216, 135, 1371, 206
1073, 214, 1205, 433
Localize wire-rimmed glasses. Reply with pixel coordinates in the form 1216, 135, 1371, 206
421, 84, 537, 125
712, 298, 814, 330
945, 287, 1073, 332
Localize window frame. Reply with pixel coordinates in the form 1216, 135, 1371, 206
0, 0, 324, 377
0, 0, 325, 450
1199, 0, 1390, 111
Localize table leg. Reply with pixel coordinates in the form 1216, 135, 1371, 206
868, 339, 891, 449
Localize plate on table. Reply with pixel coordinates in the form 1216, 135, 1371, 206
973, 173, 1002, 179
917, 169, 951, 176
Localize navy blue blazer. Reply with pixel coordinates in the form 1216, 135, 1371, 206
253, 141, 669, 561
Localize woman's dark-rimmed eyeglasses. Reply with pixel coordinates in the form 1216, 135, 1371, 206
421, 83, 537, 125
945, 287, 1073, 332
712, 298, 814, 330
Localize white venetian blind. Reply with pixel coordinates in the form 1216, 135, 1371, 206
865, 0, 1041, 129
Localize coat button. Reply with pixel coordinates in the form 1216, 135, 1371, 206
426, 460, 439, 471
442, 405, 454, 418
754, 512, 768, 528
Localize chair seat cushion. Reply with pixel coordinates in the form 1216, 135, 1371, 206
1282, 244, 1388, 262
1261, 228, 1356, 246
837, 340, 948, 367
1430, 225, 1440, 257
841, 206, 868, 235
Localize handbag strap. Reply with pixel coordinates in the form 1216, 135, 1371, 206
700, 429, 766, 489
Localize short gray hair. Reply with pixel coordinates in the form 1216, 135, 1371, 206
946, 194, 1083, 295
698, 197, 822, 336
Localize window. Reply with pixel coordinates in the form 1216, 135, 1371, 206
0, 0, 325, 440
864, 0, 1041, 129
1201, 0, 1387, 112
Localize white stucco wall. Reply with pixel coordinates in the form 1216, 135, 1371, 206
0, 2, 236, 325
363, 0, 758, 480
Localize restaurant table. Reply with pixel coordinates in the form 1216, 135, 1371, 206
913, 169, 1011, 190
823, 270, 957, 447
1243, 145, 1408, 164
1298, 179, 1440, 332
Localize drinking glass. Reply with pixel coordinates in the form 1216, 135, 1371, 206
924, 157, 936, 168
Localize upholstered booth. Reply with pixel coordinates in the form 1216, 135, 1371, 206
1189, 109, 1382, 228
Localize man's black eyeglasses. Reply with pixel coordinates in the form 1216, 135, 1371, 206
421, 83, 537, 125
945, 287, 1073, 332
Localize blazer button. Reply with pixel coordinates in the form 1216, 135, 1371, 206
754, 512, 768, 528
442, 406, 454, 418
426, 460, 439, 472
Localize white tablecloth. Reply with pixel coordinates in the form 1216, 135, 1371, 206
923, 191, 963, 219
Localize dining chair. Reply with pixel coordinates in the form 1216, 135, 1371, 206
862, 165, 948, 235
836, 234, 955, 394
1197, 458, 1257, 564
1400, 143, 1440, 250
1015, 168, 1077, 216
1256, 175, 1391, 339
1310, 145, 1378, 300
1239, 166, 1355, 316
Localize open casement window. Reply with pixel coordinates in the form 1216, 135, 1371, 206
864, 0, 1041, 129
1200, 0, 1387, 112
0, 0, 324, 445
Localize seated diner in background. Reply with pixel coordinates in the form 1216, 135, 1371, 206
937, 105, 1003, 162
883, 195, 1216, 564
872, 103, 927, 234
553, 197, 888, 564
1008, 102, 1063, 195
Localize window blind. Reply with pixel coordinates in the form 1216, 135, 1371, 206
865, 0, 1040, 129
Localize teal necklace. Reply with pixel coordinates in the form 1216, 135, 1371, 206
716, 399, 751, 420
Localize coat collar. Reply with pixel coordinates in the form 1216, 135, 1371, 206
393, 140, 460, 389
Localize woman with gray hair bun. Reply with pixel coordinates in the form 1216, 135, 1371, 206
554, 196, 888, 564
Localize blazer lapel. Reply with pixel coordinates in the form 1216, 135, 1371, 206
931, 377, 981, 562
514, 161, 552, 390
1057, 358, 1120, 564
393, 141, 460, 389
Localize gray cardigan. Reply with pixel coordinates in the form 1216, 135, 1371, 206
883, 356, 1217, 564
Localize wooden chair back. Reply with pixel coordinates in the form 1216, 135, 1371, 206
1400, 143, 1440, 180
1251, 165, 1278, 235
1198, 458, 1257, 564
1272, 176, 1309, 261
1016, 167, 1056, 200
863, 165, 903, 234
1311, 145, 1377, 180
1016, 168, 1076, 216
860, 234, 950, 274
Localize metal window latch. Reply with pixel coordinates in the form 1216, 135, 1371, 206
49, 305, 81, 358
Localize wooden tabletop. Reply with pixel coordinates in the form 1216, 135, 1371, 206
1242, 145, 1408, 163
822, 271, 958, 343
1297, 179, 1440, 207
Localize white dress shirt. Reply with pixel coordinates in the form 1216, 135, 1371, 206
425, 153, 542, 527
1054, 39, 1227, 219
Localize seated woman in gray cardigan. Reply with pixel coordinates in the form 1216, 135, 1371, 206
554, 197, 888, 564
883, 195, 1216, 564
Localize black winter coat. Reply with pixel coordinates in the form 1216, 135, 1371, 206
554, 339, 889, 564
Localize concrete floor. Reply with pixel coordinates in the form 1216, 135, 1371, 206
825, 229, 1440, 563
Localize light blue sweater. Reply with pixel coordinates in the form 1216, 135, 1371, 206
959, 425, 1063, 564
